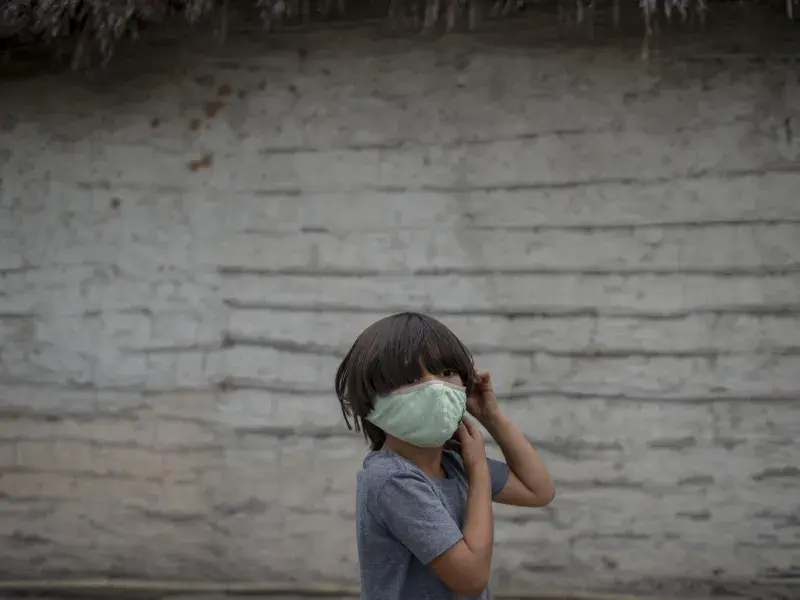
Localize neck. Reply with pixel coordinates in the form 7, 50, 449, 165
384, 436, 445, 479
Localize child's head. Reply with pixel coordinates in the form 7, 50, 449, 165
335, 312, 475, 450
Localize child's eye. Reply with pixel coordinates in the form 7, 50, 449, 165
440, 369, 456, 378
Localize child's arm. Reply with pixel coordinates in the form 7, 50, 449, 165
377, 419, 495, 596
483, 409, 555, 507
469, 371, 555, 507
430, 418, 494, 595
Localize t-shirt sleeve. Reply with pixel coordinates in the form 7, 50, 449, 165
376, 471, 464, 565
488, 457, 510, 498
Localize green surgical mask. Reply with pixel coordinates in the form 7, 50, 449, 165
366, 380, 467, 448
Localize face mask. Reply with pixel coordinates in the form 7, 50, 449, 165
366, 380, 467, 448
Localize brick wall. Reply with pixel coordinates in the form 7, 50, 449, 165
1, 17, 799, 596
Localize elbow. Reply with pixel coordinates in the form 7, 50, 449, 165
535, 484, 556, 507
430, 539, 492, 595
537, 483, 556, 506
525, 484, 556, 508
437, 554, 491, 596
452, 582, 490, 597
448, 569, 490, 596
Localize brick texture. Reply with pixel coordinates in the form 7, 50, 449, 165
0, 13, 799, 599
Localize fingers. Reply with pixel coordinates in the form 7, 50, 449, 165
455, 422, 468, 441
461, 416, 481, 437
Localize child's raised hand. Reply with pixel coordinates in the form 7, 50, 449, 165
456, 416, 487, 475
466, 370, 500, 425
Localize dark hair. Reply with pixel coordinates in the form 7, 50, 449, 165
335, 312, 475, 450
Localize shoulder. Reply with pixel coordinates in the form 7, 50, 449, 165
358, 450, 433, 494
357, 451, 440, 515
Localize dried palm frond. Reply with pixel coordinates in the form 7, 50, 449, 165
0, 0, 240, 66
0, 0, 794, 70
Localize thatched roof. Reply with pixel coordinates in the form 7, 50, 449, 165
0, 1, 253, 67
1, 0, 797, 69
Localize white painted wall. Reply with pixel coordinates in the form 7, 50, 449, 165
1, 19, 799, 597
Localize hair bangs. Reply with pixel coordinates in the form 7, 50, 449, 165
416, 317, 475, 395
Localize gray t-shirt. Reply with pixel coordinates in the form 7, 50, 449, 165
356, 448, 510, 600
